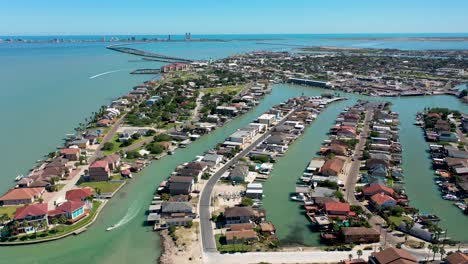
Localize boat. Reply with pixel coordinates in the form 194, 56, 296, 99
106, 225, 116, 231
14, 174, 24, 181
442, 194, 459, 201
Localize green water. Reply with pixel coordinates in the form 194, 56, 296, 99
0, 84, 466, 263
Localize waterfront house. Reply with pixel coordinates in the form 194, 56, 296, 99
225, 229, 258, 244
341, 227, 380, 244
103, 154, 121, 172
224, 206, 256, 225
49, 201, 86, 223
60, 148, 80, 161
167, 176, 193, 195
446, 252, 468, 264
228, 164, 249, 183
327, 144, 347, 156
397, 222, 435, 242
370, 193, 396, 209
228, 130, 252, 144
0, 187, 45, 206
202, 153, 223, 167
368, 164, 388, 177
68, 138, 90, 149
89, 160, 110, 182
447, 149, 468, 159
365, 158, 389, 169
160, 202, 193, 218
96, 119, 113, 127
363, 183, 395, 198
438, 131, 459, 142
13, 203, 49, 233
324, 202, 351, 218
16, 177, 34, 188
215, 106, 238, 116
259, 221, 276, 235
320, 157, 345, 176
265, 133, 289, 146
336, 126, 357, 138
65, 187, 93, 202
257, 113, 277, 126
369, 247, 417, 264
245, 183, 263, 199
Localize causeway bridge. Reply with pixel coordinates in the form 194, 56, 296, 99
106, 45, 193, 62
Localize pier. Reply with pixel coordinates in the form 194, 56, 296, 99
106, 45, 193, 62
130, 69, 162, 75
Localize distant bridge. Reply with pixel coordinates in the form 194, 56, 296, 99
106, 45, 193, 62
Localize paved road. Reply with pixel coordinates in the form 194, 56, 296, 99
344, 110, 372, 204
199, 110, 294, 252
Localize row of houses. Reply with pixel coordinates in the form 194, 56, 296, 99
2, 187, 93, 235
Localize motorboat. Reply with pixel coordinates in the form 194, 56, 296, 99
106, 225, 116, 231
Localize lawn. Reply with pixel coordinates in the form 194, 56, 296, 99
215, 234, 252, 253
0, 206, 20, 218
388, 215, 412, 226
1, 201, 102, 243
79, 181, 124, 193
202, 85, 244, 95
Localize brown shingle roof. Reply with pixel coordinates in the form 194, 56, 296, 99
224, 206, 255, 218
320, 157, 345, 174
371, 247, 417, 264
226, 229, 257, 241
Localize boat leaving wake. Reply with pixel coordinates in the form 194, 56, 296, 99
89, 69, 126, 79
106, 201, 141, 231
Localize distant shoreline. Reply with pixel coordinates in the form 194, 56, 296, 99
328, 37, 468, 42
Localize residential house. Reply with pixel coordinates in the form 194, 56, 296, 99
202, 153, 223, 167
327, 144, 347, 156
324, 202, 351, 218
336, 126, 357, 138
65, 187, 93, 202
369, 247, 417, 264
320, 157, 345, 176
370, 193, 396, 209
229, 164, 249, 183
89, 160, 110, 182
368, 164, 388, 177
0, 187, 45, 206
68, 138, 89, 149
341, 227, 380, 244
103, 154, 121, 172
259, 221, 276, 235
229, 130, 252, 144
362, 184, 395, 198
168, 176, 194, 195
160, 202, 193, 218
257, 113, 276, 126
225, 206, 256, 225
266, 133, 289, 146
225, 229, 258, 244
13, 203, 49, 233
49, 201, 86, 222
446, 252, 468, 264
216, 106, 238, 116
60, 148, 80, 161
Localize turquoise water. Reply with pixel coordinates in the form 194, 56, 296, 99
0, 35, 467, 263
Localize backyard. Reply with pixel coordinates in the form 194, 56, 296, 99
79, 181, 124, 194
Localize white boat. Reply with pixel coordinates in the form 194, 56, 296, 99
14, 174, 24, 181
442, 194, 458, 201
106, 225, 116, 231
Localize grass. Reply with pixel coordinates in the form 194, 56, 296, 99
79, 181, 124, 193
215, 234, 252, 253
388, 215, 412, 226
1, 201, 102, 243
55, 184, 66, 191
0, 206, 21, 218
201, 85, 244, 95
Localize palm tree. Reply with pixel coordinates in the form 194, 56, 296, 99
348, 253, 353, 261
0, 213, 10, 224
428, 244, 439, 261
31, 221, 39, 236
357, 249, 363, 259
439, 247, 446, 260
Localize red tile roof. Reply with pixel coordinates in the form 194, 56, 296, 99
65, 187, 93, 201
60, 148, 80, 155
14, 203, 48, 220
324, 202, 350, 213
446, 252, 468, 264
363, 183, 395, 196
371, 193, 396, 206
90, 160, 109, 169
0, 187, 45, 202
53, 201, 84, 214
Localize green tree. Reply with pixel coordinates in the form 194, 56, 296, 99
102, 142, 115, 151
240, 197, 254, 207
357, 249, 363, 259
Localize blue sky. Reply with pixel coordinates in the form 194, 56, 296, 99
1, 0, 467, 35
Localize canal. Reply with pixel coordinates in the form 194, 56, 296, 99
0, 84, 466, 263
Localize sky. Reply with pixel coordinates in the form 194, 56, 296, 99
1, 0, 468, 35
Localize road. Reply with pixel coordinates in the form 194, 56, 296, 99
46, 115, 125, 207
344, 110, 372, 204
202, 245, 468, 264
199, 110, 295, 252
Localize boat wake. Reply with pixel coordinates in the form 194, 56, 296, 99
89, 69, 126, 79
106, 201, 141, 231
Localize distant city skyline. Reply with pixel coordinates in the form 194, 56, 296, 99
2, 0, 468, 35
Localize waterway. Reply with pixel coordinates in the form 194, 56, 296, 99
1, 35, 468, 263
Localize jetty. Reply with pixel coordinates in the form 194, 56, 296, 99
106, 45, 193, 62
130, 69, 162, 75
